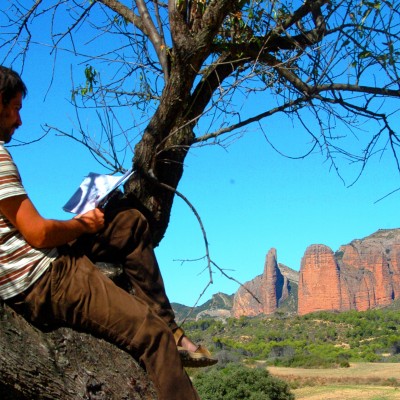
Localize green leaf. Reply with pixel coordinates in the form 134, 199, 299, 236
359, 50, 372, 58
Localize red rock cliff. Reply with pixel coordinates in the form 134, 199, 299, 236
298, 229, 400, 315
298, 244, 343, 315
231, 229, 400, 318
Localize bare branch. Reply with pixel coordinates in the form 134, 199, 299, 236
194, 97, 307, 143
51, 1, 96, 51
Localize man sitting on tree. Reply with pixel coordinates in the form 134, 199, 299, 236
0, 66, 216, 400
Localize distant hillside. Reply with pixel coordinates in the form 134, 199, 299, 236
383, 296, 400, 311
172, 292, 234, 322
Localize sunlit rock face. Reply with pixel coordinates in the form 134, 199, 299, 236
232, 229, 400, 317
232, 248, 296, 317
298, 229, 400, 315
298, 244, 342, 315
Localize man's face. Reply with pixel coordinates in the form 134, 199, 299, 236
0, 92, 23, 143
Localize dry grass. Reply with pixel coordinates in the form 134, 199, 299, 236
293, 385, 400, 400
268, 363, 400, 400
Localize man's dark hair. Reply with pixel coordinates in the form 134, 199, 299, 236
0, 66, 27, 105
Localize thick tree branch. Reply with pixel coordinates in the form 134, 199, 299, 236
97, 0, 145, 31
136, 0, 169, 77
189, 52, 247, 120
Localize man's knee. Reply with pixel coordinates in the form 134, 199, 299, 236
127, 309, 174, 355
111, 208, 148, 228
105, 208, 152, 249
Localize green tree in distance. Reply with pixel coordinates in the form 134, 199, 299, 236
193, 363, 295, 400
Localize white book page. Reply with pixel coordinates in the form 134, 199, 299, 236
63, 169, 133, 214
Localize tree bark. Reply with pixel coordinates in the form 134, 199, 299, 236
0, 266, 157, 400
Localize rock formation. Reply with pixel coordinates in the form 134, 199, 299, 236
173, 228, 400, 319
298, 244, 343, 315
232, 248, 299, 317
298, 229, 400, 315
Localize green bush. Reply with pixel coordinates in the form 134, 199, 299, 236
193, 363, 294, 400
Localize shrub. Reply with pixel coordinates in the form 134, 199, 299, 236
214, 350, 241, 367
193, 363, 294, 400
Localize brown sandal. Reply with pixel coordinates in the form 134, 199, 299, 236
173, 327, 218, 368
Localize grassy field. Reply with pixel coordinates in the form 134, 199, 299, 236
268, 363, 400, 400
293, 385, 400, 400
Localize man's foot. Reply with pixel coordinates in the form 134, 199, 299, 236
177, 345, 218, 368
173, 327, 218, 368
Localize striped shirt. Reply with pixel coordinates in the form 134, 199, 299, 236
0, 143, 57, 299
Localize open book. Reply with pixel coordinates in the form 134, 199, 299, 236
63, 169, 133, 214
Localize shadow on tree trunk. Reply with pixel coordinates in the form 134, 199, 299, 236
0, 280, 157, 400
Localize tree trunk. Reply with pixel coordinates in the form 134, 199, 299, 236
127, 122, 195, 245
0, 266, 157, 400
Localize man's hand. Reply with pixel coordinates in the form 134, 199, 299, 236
74, 208, 105, 233
0, 195, 106, 249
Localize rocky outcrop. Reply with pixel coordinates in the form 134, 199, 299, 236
298, 245, 343, 315
232, 248, 299, 317
231, 275, 264, 317
174, 229, 400, 319
298, 229, 400, 315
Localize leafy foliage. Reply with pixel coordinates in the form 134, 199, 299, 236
192, 363, 295, 400
184, 308, 400, 368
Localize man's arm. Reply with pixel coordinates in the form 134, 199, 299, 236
0, 195, 104, 249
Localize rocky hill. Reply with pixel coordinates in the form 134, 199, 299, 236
172, 292, 234, 322
174, 228, 400, 318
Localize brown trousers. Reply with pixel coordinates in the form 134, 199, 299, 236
6, 209, 199, 400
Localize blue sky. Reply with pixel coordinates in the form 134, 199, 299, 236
2, 8, 400, 307
9, 77, 400, 307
